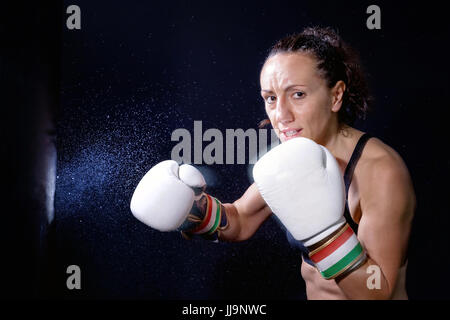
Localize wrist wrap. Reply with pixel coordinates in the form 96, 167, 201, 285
308, 223, 367, 279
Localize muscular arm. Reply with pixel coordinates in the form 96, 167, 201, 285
218, 183, 272, 242
336, 154, 416, 299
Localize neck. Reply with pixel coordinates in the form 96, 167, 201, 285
321, 123, 358, 163
319, 120, 343, 155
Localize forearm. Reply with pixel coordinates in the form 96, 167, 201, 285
218, 203, 241, 242
335, 258, 392, 300
218, 202, 272, 242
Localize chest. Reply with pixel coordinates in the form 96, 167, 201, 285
345, 168, 363, 225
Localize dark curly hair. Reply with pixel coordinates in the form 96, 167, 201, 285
259, 26, 372, 128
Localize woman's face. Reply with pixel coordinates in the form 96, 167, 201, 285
260, 52, 344, 144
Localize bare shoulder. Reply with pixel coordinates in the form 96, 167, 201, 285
357, 137, 416, 218
359, 137, 411, 182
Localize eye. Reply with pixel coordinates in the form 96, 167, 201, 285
265, 96, 276, 104
293, 92, 305, 99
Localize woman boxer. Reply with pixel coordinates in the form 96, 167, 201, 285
131, 27, 416, 300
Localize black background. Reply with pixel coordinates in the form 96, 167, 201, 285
2, 0, 450, 301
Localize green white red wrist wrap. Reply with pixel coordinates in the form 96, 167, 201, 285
191, 194, 224, 235
309, 223, 367, 279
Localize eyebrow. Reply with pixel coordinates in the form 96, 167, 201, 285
260, 84, 307, 93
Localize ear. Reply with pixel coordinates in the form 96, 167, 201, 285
331, 80, 346, 112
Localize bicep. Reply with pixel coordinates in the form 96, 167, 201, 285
357, 160, 415, 290
234, 183, 270, 216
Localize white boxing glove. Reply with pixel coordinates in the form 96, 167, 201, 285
130, 160, 226, 240
253, 138, 366, 279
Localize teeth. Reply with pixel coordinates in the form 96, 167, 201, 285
285, 130, 298, 137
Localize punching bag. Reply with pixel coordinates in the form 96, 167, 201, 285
1, 2, 61, 298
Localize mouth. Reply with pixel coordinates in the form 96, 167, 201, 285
280, 128, 303, 141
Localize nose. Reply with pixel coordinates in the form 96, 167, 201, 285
275, 97, 294, 125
